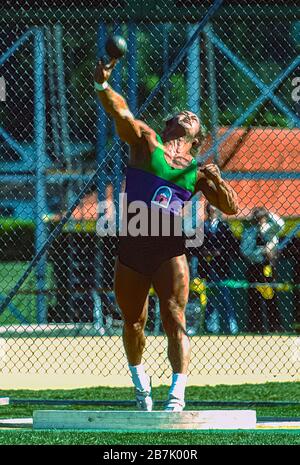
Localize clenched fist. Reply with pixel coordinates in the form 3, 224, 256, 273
200, 164, 222, 184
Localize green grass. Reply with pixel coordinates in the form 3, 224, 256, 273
0, 430, 299, 445
0, 382, 299, 445
0, 262, 55, 325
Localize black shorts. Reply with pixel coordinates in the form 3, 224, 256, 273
118, 235, 186, 276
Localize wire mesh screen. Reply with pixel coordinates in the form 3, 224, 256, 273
0, 0, 300, 382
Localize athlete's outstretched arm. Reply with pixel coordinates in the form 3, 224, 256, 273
94, 59, 143, 146
195, 164, 239, 215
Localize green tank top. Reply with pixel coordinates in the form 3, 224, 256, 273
140, 134, 198, 193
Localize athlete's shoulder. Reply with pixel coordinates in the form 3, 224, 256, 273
135, 120, 161, 151
135, 120, 157, 138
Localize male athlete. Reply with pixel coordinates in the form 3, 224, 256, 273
94, 58, 238, 411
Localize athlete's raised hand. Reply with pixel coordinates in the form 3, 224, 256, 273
94, 58, 117, 84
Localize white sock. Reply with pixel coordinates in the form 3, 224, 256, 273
168, 373, 188, 400
129, 364, 150, 392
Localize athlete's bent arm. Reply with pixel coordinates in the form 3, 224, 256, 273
196, 164, 239, 215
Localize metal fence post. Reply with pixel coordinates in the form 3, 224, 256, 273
34, 27, 47, 324
127, 22, 138, 115
187, 24, 201, 117
204, 23, 219, 164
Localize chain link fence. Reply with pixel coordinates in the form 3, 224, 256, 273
0, 0, 299, 384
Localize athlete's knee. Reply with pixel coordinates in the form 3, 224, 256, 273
161, 300, 187, 337
162, 312, 185, 329
163, 292, 187, 316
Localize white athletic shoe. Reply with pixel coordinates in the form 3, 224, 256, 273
164, 396, 185, 412
135, 387, 153, 411
135, 376, 153, 411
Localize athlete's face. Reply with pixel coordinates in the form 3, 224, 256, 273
162, 111, 200, 142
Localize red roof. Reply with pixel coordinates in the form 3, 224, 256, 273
72, 191, 99, 221
230, 180, 299, 218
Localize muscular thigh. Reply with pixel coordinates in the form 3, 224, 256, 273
151, 255, 190, 315
114, 257, 152, 323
